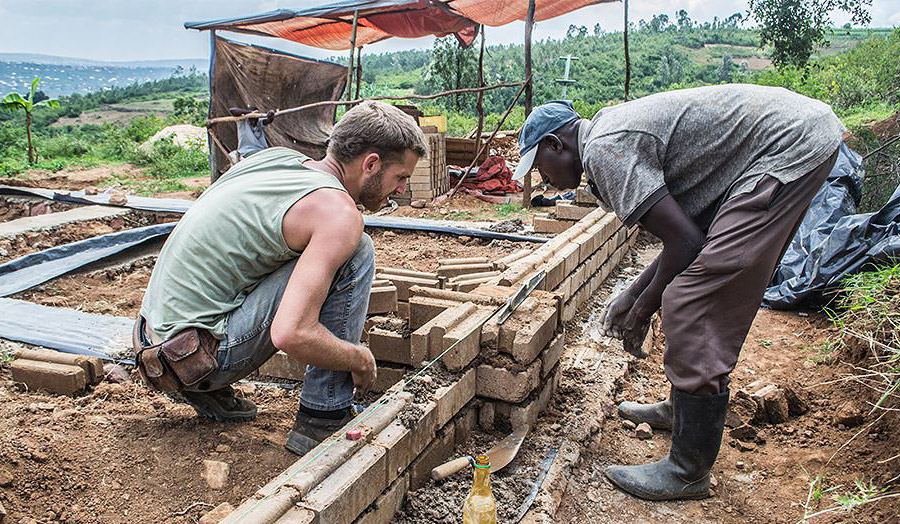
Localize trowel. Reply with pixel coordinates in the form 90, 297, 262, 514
431, 424, 530, 481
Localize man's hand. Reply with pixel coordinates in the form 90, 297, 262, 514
602, 291, 650, 358
351, 345, 377, 394
601, 291, 636, 339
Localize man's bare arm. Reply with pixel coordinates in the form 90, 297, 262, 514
269, 189, 376, 391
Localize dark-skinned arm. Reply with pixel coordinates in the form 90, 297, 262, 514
603, 194, 705, 356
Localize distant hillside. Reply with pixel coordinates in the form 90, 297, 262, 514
0, 53, 207, 97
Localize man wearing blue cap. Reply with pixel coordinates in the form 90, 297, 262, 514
513, 84, 843, 501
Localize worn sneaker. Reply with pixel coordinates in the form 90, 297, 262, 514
284, 408, 355, 456
179, 386, 258, 422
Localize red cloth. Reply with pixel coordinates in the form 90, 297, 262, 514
454, 155, 522, 194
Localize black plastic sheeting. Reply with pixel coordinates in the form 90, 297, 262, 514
765, 143, 900, 309
0, 298, 135, 363
0, 223, 175, 297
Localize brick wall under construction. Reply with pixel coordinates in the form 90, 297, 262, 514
224, 206, 637, 524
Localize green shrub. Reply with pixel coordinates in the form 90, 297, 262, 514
40, 135, 91, 158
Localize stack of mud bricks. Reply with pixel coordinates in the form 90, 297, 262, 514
532, 183, 599, 234
394, 131, 447, 205
221, 207, 637, 524
363, 251, 528, 393
8, 348, 105, 395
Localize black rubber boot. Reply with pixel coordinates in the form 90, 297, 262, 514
618, 388, 674, 431
180, 386, 258, 422
605, 388, 729, 501
284, 407, 355, 456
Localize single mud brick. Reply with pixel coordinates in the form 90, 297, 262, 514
10, 359, 87, 395
303, 444, 388, 524
353, 473, 409, 524
495, 364, 561, 429
435, 368, 477, 429
439, 257, 490, 266
544, 254, 567, 291
408, 296, 459, 330
555, 201, 593, 221
377, 274, 441, 301
437, 262, 494, 278
575, 186, 597, 205
441, 307, 493, 371
377, 267, 437, 279
13, 348, 104, 385
258, 351, 306, 381
372, 364, 408, 393
411, 302, 477, 360
505, 304, 558, 365
540, 332, 566, 378
368, 328, 417, 366
373, 406, 437, 485
454, 277, 496, 293
272, 506, 316, 523
533, 214, 575, 234
494, 249, 531, 270
477, 360, 541, 403
368, 286, 398, 315
409, 422, 456, 490
560, 242, 581, 277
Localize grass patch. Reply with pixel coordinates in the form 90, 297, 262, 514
828, 263, 900, 411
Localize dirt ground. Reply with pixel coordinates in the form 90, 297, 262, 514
396, 239, 900, 524
0, 352, 300, 524
3, 191, 898, 522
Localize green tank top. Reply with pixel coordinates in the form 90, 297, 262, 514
140, 146, 347, 340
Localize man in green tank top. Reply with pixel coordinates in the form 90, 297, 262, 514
135, 101, 427, 455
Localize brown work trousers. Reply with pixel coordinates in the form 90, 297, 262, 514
661, 148, 839, 395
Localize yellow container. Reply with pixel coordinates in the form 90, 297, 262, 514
418, 115, 447, 133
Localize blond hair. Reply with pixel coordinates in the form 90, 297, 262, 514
328, 101, 427, 165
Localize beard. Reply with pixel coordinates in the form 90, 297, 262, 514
359, 166, 388, 212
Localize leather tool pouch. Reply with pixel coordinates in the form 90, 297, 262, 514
132, 319, 219, 392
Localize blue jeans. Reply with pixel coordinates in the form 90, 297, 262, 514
197, 234, 374, 411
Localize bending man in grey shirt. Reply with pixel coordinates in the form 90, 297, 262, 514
512, 85, 843, 501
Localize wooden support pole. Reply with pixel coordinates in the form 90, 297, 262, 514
624, 0, 631, 101
474, 25, 486, 155
523, 0, 536, 208
355, 46, 363, 101
347, 10, 359, 102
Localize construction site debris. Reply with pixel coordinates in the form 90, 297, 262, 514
201, 460, 231, 490
635, 423, 652, 440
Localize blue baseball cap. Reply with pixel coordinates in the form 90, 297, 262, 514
512, 100, 580, 181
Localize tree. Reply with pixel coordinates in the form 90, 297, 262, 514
748, 0, 872, 69
427, 36, 478, 111
1, 78, 59, 163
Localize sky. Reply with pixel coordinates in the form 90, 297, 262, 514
0, 0, 897, 63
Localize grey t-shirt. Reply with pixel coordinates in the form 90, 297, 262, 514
580, 84, 844, 230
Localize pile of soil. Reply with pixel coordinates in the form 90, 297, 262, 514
0, 355, 301, 524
